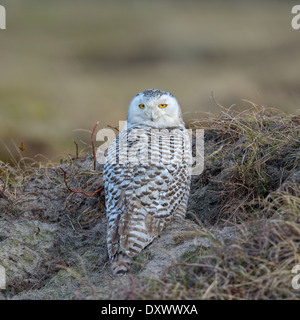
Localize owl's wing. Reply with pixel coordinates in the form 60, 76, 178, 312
104, 163, 190, 259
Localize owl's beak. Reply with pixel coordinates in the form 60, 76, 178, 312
151, 112, 154, 122
147, 108, 158, 122
150, 110, 158, 122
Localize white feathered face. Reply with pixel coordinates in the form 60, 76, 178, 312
127, 89, 184, 128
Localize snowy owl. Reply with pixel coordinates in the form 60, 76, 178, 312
103, 89, 192, 275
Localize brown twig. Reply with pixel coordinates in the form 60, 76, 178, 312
73, 141, 79, 159
58, 167, 103, 197
107, 124, 120, 132
92, 121, 99, 170
80, 213, 103, 225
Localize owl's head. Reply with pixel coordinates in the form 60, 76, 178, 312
127, 89, 184, 128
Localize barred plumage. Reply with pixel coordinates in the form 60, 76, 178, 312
103, 89, 191, 275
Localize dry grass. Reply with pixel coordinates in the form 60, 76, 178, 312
193, 103, 299, 222
0, 129, 105, 229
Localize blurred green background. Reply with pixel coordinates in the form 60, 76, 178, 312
0, 0, 299, 163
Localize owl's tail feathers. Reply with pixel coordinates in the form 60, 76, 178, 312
111, 253, 131, 276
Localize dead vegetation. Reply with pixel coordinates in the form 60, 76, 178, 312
0, 105, 299, 300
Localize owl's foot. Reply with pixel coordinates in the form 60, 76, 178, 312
111, 253, 131, 276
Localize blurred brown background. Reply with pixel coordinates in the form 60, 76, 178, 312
0, 0, 299, 163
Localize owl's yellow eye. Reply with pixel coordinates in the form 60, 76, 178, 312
158, 104, 167, 108
139, 104, 145, 109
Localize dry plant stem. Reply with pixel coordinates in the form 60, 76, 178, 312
80, 213, 102, 224
73, 141, 79, 159
107, 124, 120, 132
92, 121, 99, 170
58, 167, 103, 197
